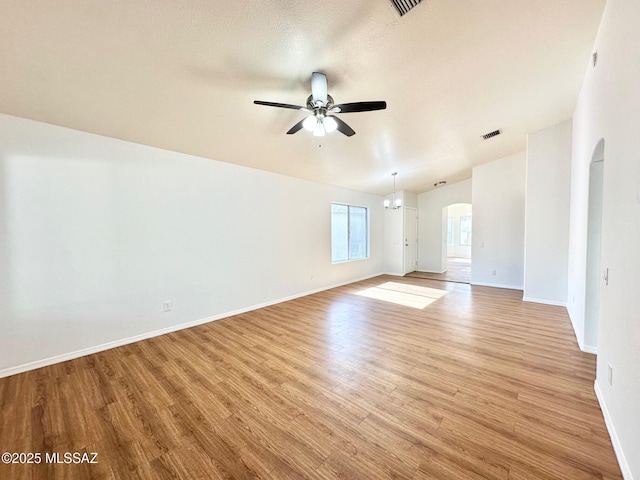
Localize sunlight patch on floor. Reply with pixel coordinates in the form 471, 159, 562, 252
355, 281, 448, 309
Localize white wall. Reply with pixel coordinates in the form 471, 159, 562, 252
382, 190, 403, 275
0, 114, 384, 376
383, 207, 404, 275
568, 0, 640, 476
402, 191, 418, 208
523, 120, 572, 306
446, 203, 472, 259
417, 179, 472, 273
471, 152, 526, 289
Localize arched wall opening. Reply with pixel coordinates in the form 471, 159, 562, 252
584, 138, 605, 352
416, 178, 472, 275
441, 202, 472, 283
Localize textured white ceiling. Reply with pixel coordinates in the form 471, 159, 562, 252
0, 0, 605, 195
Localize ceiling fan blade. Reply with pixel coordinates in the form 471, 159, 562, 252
330, 116, 356, 137
286, 119, 306, 135
254, 100, 309, 111
311, 72, 328, 105
332, 101, 387, 113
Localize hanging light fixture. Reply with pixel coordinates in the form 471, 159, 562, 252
384, 172, 402, 210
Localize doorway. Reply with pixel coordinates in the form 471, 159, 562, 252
406, 203, 471, 283
442, 203, 472, 283
404, 207, 418, 274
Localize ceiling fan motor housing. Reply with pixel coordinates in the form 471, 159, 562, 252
307, 94, 334, 110
253, 72, 386, 137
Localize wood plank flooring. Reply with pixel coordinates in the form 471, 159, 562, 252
407, 257, 471, 284
0, 275, 622, 479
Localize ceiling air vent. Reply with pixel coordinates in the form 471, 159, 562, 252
391, 0, 423, 17
482, 129, 501, 140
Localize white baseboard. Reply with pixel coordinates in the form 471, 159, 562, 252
522, 296, 567, 307
566, 310, 597, 354
417, 269, 446, 274
383, 271, 405, 277
568, 308, 587, 351
471, 281, 524, 291
0, 272, 384, 379
594, 380, 633, 479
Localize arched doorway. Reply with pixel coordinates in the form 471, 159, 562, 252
584, 139, 604, 352
418, 202, 473, 283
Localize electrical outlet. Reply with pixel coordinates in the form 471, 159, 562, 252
163, 300, 172, 312
607, 364, 613, 386
491, 270, 497, 276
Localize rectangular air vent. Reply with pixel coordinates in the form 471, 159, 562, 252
391, 0, 423, 17
482, 129, 501, 140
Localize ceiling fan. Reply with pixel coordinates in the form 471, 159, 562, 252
253, 72, 387, 137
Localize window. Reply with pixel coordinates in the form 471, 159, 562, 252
446, 217, 453, 246
459, 215, 472, 246
331, 203, 369, 263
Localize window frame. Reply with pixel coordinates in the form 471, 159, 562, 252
446, 217, 453, 246
459, 214, 472, 247
331, 203, 370, 263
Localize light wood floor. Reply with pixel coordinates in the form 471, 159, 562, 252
407, 257, 471, 284
0, 276, 622, 479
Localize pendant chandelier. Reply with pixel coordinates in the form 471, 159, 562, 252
384, 172, 402, 210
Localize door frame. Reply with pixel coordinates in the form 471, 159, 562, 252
403, 207, 418, 275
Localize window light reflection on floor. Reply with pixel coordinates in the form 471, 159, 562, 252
355, 281, 448, 309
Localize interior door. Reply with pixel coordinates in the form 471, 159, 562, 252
404, 207, 418, 274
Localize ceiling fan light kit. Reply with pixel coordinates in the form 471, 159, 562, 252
254, 72, 386, 137
302, 110, 338, 137
322, 116, 338, 133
